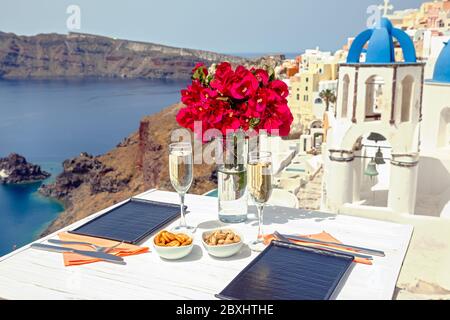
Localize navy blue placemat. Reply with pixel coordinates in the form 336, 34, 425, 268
216, 241, 354, 300
69, 198, 182, 244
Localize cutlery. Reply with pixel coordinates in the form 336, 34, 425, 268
281, 233, 385, 257
48, 239, 124, 253
273, 231, 292, 243
273, 231, 373, 260
31, 243, 126, 265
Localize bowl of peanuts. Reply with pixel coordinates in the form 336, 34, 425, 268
202, 229, 243, 258
152, 230, 194, 260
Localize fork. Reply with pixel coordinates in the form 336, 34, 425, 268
48, 239, 124, 253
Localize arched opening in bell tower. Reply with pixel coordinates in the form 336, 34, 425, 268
341, 74, 350, 119
352, 132, 391, 208
400, 75, 415, 123
365, 76, 385, 122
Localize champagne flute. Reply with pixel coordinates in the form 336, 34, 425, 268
169, 142, 195, 232
247, 151, 273, 252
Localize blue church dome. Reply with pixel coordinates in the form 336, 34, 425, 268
347, 18, 417, 64
432, 41, 450, 83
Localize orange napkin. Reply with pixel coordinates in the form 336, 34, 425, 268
264, 231, 372, 265
57, 232, 149, 266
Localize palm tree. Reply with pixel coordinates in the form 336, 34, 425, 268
319, 89, 336, 112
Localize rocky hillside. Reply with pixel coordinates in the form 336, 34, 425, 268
0, 153, 50, 184
0, 31, 249, 80
39, 103, 216, 235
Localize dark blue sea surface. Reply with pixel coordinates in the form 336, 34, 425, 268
0, 79, 185, 256
0, 163, 63, 256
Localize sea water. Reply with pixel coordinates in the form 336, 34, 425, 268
0, 162, 63, 256
0, 78, 185, 256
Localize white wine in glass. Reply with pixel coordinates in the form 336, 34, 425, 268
169, 142, 195, 232
247, 151, 273, 252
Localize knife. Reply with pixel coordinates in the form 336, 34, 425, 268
281, 233, 385, 257
273, 231, 373, 260
31, 243, 126, 265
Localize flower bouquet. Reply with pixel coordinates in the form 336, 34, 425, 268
177, 62, 293, 139
176, 62, 293, 223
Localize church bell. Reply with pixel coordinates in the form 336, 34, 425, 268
375, 147, 386, 165
364, 158, 379, 178
367, 133, 387, 143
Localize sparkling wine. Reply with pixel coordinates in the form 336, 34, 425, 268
169, 151, 193, 194
169, 142, 195, 232
247, 162, 273, 204
247, 151, 273, 252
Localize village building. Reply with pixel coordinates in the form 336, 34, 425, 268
387, 0, 450, 31
322, 16, 450, 220
285, 48, 341, 134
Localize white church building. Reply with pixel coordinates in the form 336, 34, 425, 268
322, 18, 450, 219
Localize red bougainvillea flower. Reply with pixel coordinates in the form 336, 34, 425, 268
210, 62, 234, 94
220, 109, 241, 135
181, 80, 203, 106
200, 87, 218, 105
274, 103, 294, 136
243, 100, 261, 120
176, 107, 197, 131
252, 68, 270, 86
262, 117, 283, 135
205, 96, 229, 125
214, 62, 233, 79
253, 88, 271, 113
229, 66, 259, 100
268, 79, 289, 100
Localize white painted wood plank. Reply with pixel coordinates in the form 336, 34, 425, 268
0, 190, 413, 300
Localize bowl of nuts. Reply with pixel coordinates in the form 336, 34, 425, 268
202, 229, 243, 258
152, 230, 194, 260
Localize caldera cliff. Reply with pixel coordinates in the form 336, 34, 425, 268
0, 31, 284, 80
39, 104, 216, 236
0, 31, 249, 80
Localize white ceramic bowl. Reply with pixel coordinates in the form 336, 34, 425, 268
152, 232, 194, 260
202, 229, 244, 258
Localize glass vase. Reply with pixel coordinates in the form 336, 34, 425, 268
218, 132, 248, 223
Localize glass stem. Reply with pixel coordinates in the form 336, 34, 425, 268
179, 193, 187, 228
256, 204, 264, 242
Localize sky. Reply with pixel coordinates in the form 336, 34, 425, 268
0, 0, 427, 54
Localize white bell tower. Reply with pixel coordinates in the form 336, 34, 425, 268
323, 18, 424, 215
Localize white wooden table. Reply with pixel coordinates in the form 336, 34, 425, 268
0, 190, 413, 300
